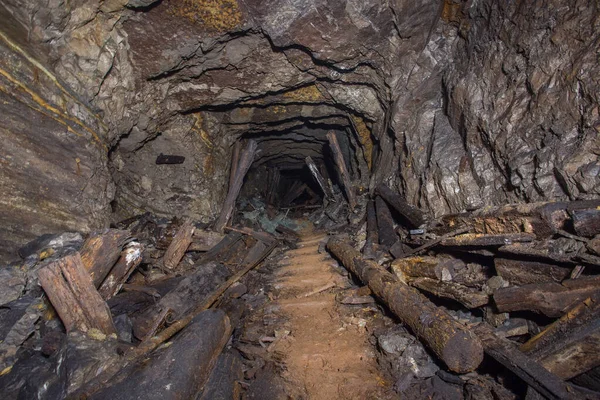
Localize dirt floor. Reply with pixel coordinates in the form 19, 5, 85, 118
238, 227, 395, 399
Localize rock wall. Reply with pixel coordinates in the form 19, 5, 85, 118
0, 0, 598, 260
393, 0, 600, 217
0, 6, 112, 261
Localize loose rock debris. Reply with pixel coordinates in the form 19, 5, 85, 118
1, 188, 600, 399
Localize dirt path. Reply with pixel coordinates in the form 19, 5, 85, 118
268, 231, 389, 399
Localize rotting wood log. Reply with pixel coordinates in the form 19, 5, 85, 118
38, 253, 116, 335
197, 351, 243, 400
521, 294, 600, 380
305, 156, 334, 200
69, 240, 276, 400
494, 257, 572, 286
327, 237, 483, 373
439, 232, 535, 247
391, 256, 465, 282
375, 196, 397, 248
327, 131, 356, 210
498, 243, 578, 265
399, 227, 469, 258
409, 278, 489, 309
441, 199, 600, 238
188, 229, 225, 252
215, 140, 258, 232
201, 231, 243, 263
155, 153, 185, 164
163, 219, 195, 270
572, 209, 600, 238
89, 309, 232, 400
98, 242, 144, 300
80, 229, 131, 287
363, 199, 378, 257
473, 323, 574, 400
494, 276, 600, 317
375, 183, 425, 228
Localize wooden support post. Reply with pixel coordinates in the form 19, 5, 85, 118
363, 199, 378, 257
282, 181, 308, 206
375, 183, 425, 228
521, 294, 600, 379
494, 276, 600, 317
215, 140, 258, 232
305, 156, 334, 200
98, 241, 144, 300
228, 141, 242, 191
163, 219, 195, 270
38, 253, 116, 335
327, 236, 483, 373
474, 323, 574, 400
80, 229, 131, 287
326, 131, 356, 210
375, 196, 397, 248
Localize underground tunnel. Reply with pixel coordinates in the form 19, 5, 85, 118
0, 0, 600, 399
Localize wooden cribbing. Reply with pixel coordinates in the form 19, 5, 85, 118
215, 140, 257, 232
326, 131, 356, 210
38, 253, 116, 335
327, 236, 483, 373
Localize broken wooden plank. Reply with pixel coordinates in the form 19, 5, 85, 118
572, 209, 600, 238
473, 323, 574, 400
305, 156, 334, 200
71, 240, 277, 399
197, 351, 243, 400
327, 130, 356, 210
188, 229, 225, 252
440, 232, 535, 247
327, 237, 483, 373
80, 229, 131, 287
521, 294, 600, 379
494, 257, 571, 286
98, 241, 144, 300
215, 140, 258, 232
200, 231, 243, 263
90, 309, 232, 400
224, 226, 277, 245
38, 253, 116, 335
391, 256, 465, 282
363, 199, 378, 257
494, 276, 600, 317
375, 183, 425, 228
375, 196, 397, 248
163, 219, 195, 270
399, 227, 469, 258
410, 278, 489, 309
442, 199, 600, 238
155, 153, 185, 164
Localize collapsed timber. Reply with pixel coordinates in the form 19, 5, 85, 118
1, 148, 600, 398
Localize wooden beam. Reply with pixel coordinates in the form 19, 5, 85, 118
215, 140, 257, 232
375, 183, 425, 228
163, 219, 195, 270
362, 199, 378, 257
326, 131, 356, 210
98, 241, 144, 300
80, 229, 130, 287
375, 196, 397, 248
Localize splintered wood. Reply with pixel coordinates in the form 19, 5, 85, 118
38, 253, 116, 335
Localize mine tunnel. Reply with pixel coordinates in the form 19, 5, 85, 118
1, 0, 600, 399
